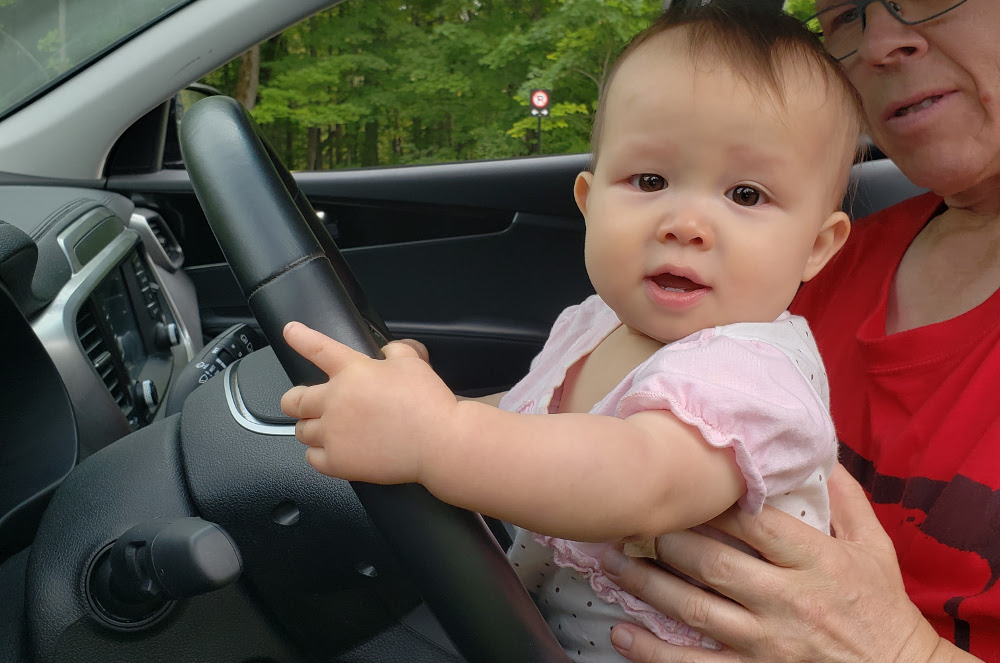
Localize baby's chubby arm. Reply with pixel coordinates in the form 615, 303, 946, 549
280, 322, 746, 543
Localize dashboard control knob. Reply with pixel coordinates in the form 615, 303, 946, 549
154, 322, 181, 349
138, 379, 159, 410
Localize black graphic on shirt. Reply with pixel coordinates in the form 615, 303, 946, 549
840, 445, 999, 652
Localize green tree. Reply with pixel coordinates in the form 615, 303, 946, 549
783, 0, 817, 24
201, 0, 659, 170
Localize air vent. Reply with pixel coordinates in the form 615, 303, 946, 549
76, 303, 129, 411
130, 209, 183, 271
148, 215, 182, 261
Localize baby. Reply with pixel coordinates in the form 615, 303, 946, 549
281, 2, 863, 660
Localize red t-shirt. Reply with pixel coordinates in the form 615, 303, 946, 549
791, 192, 1000, 659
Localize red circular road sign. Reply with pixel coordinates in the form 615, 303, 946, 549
530, 89, 550, 110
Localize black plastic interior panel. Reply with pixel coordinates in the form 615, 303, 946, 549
0, 282, 77, 564
314, 199, 513, 249
188, 212, 592, 392
25, 417, 193, 662
0, 221, 40, 313
179, 356, 425, 659
294, 154, 589, 219
233, 345, 294, 424
110, 153, 589, 217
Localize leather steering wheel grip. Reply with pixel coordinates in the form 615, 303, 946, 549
179, 96, 569, 663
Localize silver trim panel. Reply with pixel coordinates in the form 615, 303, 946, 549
223, 363, 296, 437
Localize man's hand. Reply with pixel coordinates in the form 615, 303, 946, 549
600, 464, 969, 663
279, 321, 459, 485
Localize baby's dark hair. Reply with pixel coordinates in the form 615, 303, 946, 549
590, 1, 864, 165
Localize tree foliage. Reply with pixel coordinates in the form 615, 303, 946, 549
783, 0, 816, 22
201, 0, 663, 170
202, 0, 818, 171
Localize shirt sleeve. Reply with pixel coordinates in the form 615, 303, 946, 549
615, 334, 836, 514
527, 300, 581, 372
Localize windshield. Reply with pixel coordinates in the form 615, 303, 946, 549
0, 0, 191, 118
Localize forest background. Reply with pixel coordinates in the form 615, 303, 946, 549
203, 0, 817, 171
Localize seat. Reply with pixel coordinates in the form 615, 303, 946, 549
846, 158, 929, 220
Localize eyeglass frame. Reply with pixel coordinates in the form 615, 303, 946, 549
807, 0, 970, 61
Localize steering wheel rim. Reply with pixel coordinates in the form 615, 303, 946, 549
179, 96, 568, 663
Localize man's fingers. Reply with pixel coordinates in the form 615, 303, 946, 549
283, 321, 362, 376
649, 524, 790, 621
828, 463, 890, 547
701, 502, 825, 569
611, 624, 741, 663
611, 625, 695, 663
601, 548, 750, 647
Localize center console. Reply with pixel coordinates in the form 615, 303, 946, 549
76, 249, 182, 430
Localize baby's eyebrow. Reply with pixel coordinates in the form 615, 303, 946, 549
726, 145, 790, 171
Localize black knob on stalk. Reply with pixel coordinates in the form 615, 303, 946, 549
87, 517, 242, 629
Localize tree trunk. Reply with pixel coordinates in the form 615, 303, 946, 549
392, 110, 403, 160
234, 45, 260, 110
362, 121, 379, 167
411, 117, 424, 152
334, 124, 344, 166
284, 119, 294, 167
307, 127, 321, 170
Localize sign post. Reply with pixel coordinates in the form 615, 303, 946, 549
529, 89, 550, 155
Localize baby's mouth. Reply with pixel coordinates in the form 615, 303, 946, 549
893, 95, 942, 117
651, 273, 705, 293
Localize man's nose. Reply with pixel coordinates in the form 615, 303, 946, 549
855, 2, 927, 65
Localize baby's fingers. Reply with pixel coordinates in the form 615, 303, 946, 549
304, 446, 330, 473
382, 340, 422, 360
280, 385, 309, 417
280, 385, 331, 420
390, 338, 429, 362
283, 321, 365, 377
294, 417, 327, 444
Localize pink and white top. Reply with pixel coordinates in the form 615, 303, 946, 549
502, 295, 836, 660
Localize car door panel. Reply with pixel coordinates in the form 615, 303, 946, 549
112, 154, 594, 394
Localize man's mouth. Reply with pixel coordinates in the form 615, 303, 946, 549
651, 273, 705, 293
893, 95, 943, 118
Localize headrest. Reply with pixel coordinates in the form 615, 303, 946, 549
846, 159, 928, 220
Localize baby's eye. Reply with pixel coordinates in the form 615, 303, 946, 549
629, 173, 666, 192
726, 185, 768, 207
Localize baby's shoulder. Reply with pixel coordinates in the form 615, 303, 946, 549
712, 313, 821, 366
638, 313, 825, 387
547, 294, 618, 341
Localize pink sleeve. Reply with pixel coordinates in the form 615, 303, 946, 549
616, 336, 836, 514
526, 300, 582, 371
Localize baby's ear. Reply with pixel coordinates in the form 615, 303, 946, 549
573, 171, 594, 219
802, 210, 850, 282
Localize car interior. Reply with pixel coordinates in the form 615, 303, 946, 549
0, 1, 929, 661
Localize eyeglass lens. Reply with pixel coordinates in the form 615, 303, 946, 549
811, 0, 967, 59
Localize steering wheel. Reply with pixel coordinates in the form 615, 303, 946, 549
19, 96, 568, 663
177, 96, 568, 662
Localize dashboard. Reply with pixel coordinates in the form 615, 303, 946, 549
0, 184, 202, 557
76, 247, 183, 431
24, 195, 198, 454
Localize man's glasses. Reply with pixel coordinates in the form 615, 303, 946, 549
806, 0, 969, 60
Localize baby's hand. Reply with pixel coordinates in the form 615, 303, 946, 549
279, 322, 458, 485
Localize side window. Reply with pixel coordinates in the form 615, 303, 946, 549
196, 0, 814, 172
197, 0, 667, 171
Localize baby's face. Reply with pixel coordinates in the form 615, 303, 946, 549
577, 32, 854, 344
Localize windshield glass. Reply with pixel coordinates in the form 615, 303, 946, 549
0, 0, 191, 118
